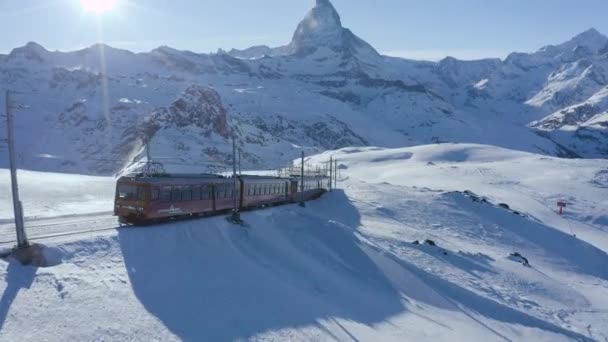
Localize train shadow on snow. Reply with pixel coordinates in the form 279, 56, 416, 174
118, 190, 405, 341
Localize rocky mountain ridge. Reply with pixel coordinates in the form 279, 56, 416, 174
1, 0, 607, 175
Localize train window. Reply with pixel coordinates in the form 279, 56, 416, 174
182, 186, 192, 201
151, 187, 160, 201
171, 187, 181, 201
219, 185, 227, 199
200, 185, 207, 200
201, 185, 210, 200
117, 184, 138, 200
119, 184, 146, 201
160, 186, 171, 201
192, 186, 201, 200
215, 185, 222, 199
137, 186, 146, 200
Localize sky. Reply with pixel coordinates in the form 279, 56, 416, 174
1, 0, 607, 61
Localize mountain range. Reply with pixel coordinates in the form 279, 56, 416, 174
1, 0, 607, 175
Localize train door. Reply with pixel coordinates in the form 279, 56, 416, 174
284, 182, 289, 201
239, 179, 245, 209
290, 180, 298, 202
211, 184, 217, 211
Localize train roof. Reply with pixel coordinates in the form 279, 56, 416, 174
119, 173, 227, 184
118, 173, 329, 185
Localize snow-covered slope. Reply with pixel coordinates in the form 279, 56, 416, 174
0, 144, 606, 341
0, 169, 114, 220
1, 1, 608, 176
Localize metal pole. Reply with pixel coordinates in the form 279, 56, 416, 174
230, 134, 240, 223
334, 159, 338, 190
329, 156, 333, 192
238, 149, 242, 176
144, 137, 151, 176
6, 90, 28, 248
300, 151, 305, 206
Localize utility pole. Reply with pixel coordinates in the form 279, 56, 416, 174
329, 156, 333, 192
230, 134, 241, 223
238, 149, 242, 176
5, 90, 28, 248
144, 137, 151, 176
334, 159, 338, 190
299, 151, 305, 207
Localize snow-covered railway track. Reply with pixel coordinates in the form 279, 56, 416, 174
0, 213, 119, 248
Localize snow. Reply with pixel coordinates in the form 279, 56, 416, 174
0, 169, 115, 221
1, 143, 607, 341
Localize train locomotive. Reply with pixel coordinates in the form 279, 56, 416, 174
114, 174, 330, 225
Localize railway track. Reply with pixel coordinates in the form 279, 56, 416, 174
0, 212, 120, 248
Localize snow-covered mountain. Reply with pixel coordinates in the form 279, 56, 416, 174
1, 0, 608, 175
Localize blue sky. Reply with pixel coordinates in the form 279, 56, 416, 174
1, 0, 607, 60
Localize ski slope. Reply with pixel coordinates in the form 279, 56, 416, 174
1, 144, 607, 341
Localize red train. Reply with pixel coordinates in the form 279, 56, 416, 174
114, 174, 330, 224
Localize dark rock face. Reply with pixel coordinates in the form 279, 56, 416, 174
148, 85, 230, 139
536, 104, 599, 130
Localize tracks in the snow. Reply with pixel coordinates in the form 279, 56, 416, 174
0, 212, 120, 248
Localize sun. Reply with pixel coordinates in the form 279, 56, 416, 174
80, 0, 116, 13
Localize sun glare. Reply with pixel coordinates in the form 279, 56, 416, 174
80, 0, 116, 13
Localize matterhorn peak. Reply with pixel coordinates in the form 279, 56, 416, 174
286, 0, 378, 58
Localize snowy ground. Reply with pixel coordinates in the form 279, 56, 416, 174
0, 169, 115, 221
1, 144, 608, 341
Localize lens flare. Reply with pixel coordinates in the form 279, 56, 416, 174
80, 0, 116, 13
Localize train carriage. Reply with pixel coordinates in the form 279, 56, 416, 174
294, 176, 331, 202
114, 173, 331, 225
115, 174, 236, 224
240, 176, 292, 209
